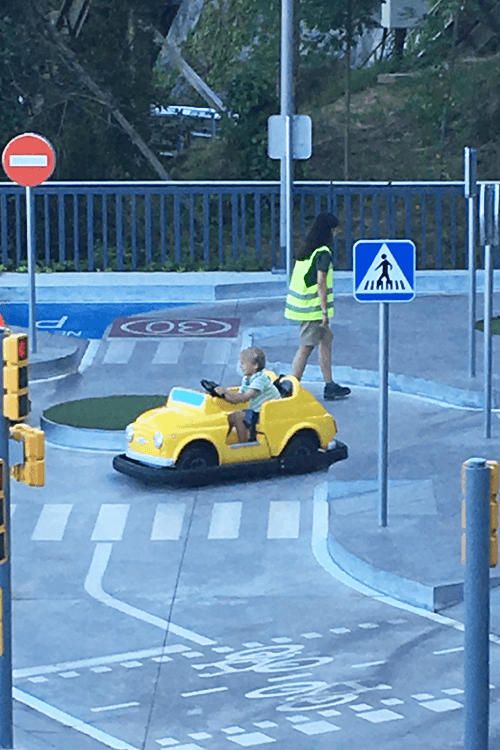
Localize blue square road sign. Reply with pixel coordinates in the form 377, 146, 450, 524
353, 239, 416, 302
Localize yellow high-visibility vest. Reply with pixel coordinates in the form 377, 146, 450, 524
284, 246, 334, 321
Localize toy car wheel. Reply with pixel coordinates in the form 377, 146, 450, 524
176, 443, 218, 471
280, 433, 319, 472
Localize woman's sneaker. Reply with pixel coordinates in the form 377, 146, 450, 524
324, 381, 351, 400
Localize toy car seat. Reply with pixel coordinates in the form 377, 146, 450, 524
273, 375, 294, 399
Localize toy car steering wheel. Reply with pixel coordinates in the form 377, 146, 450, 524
200, 379, 225, 398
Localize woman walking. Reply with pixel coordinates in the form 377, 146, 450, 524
284, 212, 350, 400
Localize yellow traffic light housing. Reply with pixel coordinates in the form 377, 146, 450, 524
462, 459, 499, 567
0, 460, 7, 564
3, 333, 29, 421
488, 460, 499, 567
9, 425, 45, 487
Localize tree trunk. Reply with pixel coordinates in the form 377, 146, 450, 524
35, 1, 172, 181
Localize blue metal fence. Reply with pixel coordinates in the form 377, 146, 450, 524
0, 180, 470, 272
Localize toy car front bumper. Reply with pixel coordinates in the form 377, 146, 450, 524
319, 439, 348, 466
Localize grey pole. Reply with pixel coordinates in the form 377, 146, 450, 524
484, 241, 492, 439
464, 148, 477, 378
26, 186, 37, 355
379, 302, 389, 527
0, 328, 13, 750
463, 456, 490, 750
280, 0, 293, 282
481, 185, 493, 439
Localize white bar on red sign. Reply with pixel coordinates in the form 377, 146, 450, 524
9, 155, 48, 167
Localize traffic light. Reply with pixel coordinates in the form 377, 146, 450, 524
3, 333, 29, 421
462, 459, 499, 567
9, 425, 45, 487
0, 460, 7, 564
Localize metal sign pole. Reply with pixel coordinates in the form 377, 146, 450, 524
26, 186, 37, 355
480, 184, 493, 438
0, 328, 13, 750
379, 302, 389, 527
280, 0, 293, 282
463, 457, 490, 750
464, 147, 477, 378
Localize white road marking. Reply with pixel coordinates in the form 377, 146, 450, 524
202, 339, 232, 365
267, 500, 300, 539
91, 504, 129, 541
78, 339, 100, 373
442, 688, 464, 695
357, 709, 404, 722
293, 721, 340, 735
151, 503, 185, 540
181, 687, 228, 697
59, 671, 79, 678
352, 660, 386, 668
13, 688, 140, 750
10, 504, 16, 517
420, 698, 462, 712
434, 646, 463, 654
14, 645, 190, 679
228, 731, 277, 745
208, 502, 242, 539
85, 542, 217, 645
91, 702, 139, 713
412, 693, 434, 700
152, 340, 184, 364
31, 504, 72, 541
102, 340, 136, 365
330, 627, 350, 634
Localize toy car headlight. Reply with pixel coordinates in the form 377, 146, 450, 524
125, 424, 134, 442
154, 432, 164, 449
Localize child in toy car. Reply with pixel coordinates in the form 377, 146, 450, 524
214, 347, 280, 443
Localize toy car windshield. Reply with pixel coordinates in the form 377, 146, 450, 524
169, 388, 206, 407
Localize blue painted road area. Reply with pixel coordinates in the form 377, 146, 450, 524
0, 303, 192, 340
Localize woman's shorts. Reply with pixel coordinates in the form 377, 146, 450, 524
299, 319, 334, 347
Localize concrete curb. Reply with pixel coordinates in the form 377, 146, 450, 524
325, 501, 500, 612
40, 416, 124, 452
4, 269, 500, 303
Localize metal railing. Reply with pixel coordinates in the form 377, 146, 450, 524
0, 180, 471, 272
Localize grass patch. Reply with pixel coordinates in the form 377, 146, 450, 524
43, 395, 168, 431
476, 319, 500, 335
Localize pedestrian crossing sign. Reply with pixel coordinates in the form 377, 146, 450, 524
353, 239, 416, 302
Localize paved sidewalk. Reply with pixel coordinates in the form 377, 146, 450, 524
6, 272, 500, 623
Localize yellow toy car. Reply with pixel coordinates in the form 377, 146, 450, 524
113, 372, 348, 486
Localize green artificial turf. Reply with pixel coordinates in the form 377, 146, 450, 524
476, 319, 500, 335
43, 395, 168, 431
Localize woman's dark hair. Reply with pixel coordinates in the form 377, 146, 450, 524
297, 212, 339, 260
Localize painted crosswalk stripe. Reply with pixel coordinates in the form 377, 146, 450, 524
102, 340, 136, 365
267, 500, 300, 538
208, 502, 242, 539
91, 504, 130, 541
202, 340, 232, 365
32, 504, 72, 541
152, 340, 184, 364
151, 503, 185, 540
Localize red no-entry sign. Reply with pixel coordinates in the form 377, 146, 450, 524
2, 133, 55, 187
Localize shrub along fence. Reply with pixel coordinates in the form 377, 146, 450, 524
0, 180, 483, 273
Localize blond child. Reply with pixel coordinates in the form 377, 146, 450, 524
215, 347, 280, 443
